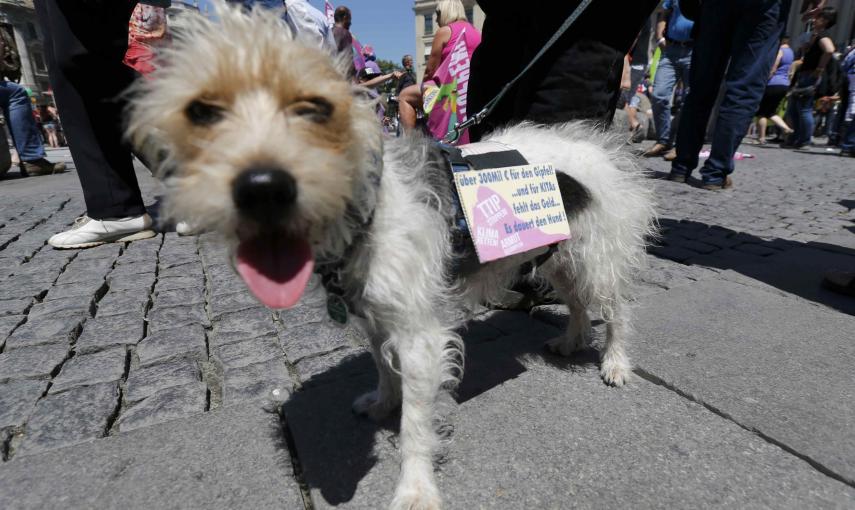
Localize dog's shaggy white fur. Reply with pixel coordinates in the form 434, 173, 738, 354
127, 4, 656, 508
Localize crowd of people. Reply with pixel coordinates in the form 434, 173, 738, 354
631, 1, 854, 168
0, 22, 65, 178
2, 0, 850, 246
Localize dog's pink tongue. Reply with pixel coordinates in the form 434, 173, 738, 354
236, 235, 314, 309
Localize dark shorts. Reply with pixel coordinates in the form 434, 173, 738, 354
757, 85, 788, 118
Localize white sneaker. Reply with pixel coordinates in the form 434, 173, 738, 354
49, 214, 157, 249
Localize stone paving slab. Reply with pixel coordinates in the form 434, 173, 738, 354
630, 278, 855, 485
0, 379, 48, 429
117, 382, 207, 432
286, 328, 855, 509
719, 245, 855, 316
810, 231, 855, 255
136, 323, 207, 367
16, 382, 119, 456
0, 343, 69, 381
0, 402, 303, 509
49, 347, 127, 394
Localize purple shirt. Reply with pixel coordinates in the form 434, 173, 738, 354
768, 46, 794, 87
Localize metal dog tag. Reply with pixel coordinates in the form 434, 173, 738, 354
326, 294, 349, 325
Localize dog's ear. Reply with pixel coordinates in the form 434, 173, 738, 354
556, 172, 593, 219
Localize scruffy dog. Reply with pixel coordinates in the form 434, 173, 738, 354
127, 4, 655, 508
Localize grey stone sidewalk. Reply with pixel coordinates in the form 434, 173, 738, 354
0, 144, 854, 509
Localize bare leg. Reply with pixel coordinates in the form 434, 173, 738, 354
758, 117, 768, 142
770, 114, 793, 135
627, 106, 640, 131
398, 84, 422, 131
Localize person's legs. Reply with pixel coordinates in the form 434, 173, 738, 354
841, 94, 855, 152
0, 80, 47, 161
398, 84, 421, 131
650, 48, 678, 146
758, 117, 768, 141
667, 46, 693, 148
784, 93, 801, 144
699, 0, 785, 185
34, 0, 145, 219
770, 114, 791, 133
671, 2, 734, 178
801, 96, 816, 146
841, 122, 855, 152
791, 83, 816, 147
47, 127, 59, 148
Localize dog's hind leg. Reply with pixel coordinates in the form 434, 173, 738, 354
541, 262, 593, 356
353, 327, 401, 421
600, 300, 632, 386
545, 294, 592, 357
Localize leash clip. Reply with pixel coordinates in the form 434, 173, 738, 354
443, 109, 488, 144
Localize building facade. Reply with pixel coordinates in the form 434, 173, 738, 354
0, 0, 50, 103
412, 0, 484, 81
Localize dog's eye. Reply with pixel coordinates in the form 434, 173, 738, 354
185, 100, 225, 126
291, 97, 334, 123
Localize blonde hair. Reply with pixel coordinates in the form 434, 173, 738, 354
436, 0, 467, 27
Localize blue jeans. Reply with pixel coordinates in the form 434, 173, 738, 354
651, 44, 692, 145
842, 121, 855, 152
786, 75, 817, 147
671, 0, 789, 184
0, 80, 47, 162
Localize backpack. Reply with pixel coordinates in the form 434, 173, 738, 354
816, 55, 845, 98
0, 26, 22, 83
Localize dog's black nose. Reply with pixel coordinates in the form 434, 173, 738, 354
232, 166, 297, 222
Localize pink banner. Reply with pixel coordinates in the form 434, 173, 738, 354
351, 36, 365, 73
325, 0, 335, 27
426, 28, 474, 145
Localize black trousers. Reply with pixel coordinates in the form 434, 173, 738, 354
34, 0, 145, 219
468, 0, 660, 141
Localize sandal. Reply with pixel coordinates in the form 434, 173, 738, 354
822, 271, 855, 297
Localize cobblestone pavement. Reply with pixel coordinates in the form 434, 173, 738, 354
0, 144, 854, 508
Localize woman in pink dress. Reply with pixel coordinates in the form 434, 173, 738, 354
398, 0, 480, 141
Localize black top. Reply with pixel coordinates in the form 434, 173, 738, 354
630, 18, 652, 66
468, 0, 660, 136
396, 70, 416, 95
802, 30, 830, 72
332, 26, 352, 54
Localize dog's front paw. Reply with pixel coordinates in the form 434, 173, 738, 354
352, 390, 399, 421
546, 334, 587, 357
600, 354, 631, 387
389, 480, 442, 510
